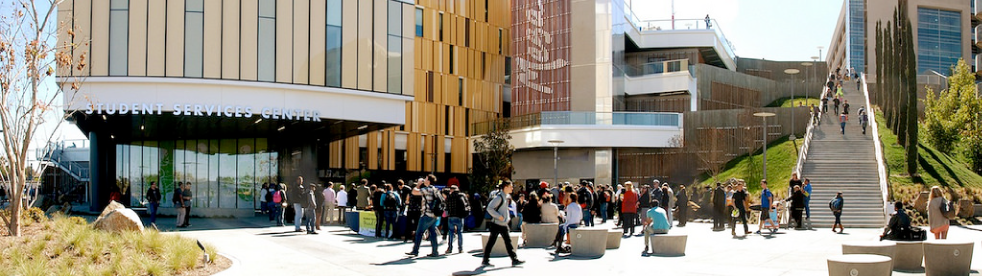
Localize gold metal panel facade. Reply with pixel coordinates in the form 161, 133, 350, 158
89, 0, 109, 76
309, 0, 327, 86
275, 0, 293, 83
356, 0, 373, 90
165, 0, 185, 77
146, 0, 165, 76
203, 0, 223, 78
293, 0, 310, 84
128, 0, 148, 76
239, 0, 258, 80
221, 0, 241, 79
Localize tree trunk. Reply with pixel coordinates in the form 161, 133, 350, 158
8, 175, 23, 236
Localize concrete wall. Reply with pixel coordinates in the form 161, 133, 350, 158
695, 64, 826, 110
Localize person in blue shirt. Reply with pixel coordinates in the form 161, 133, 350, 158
755, 180, 776, 234
803, 178, 813, 220
641, 200, 671, 256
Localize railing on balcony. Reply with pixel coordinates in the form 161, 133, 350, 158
471, 111, 682, 136
624, 59, 691, 77
36, 139, 91, 182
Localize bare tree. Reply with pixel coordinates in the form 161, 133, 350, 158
0, 0, 86, 236
693, 128, 727, 183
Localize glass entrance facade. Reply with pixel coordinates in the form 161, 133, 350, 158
116, 139, 278, 209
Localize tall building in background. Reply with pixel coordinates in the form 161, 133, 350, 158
58, 0, 416, 214
328, 0, 510, 186
828, 0, 973, 77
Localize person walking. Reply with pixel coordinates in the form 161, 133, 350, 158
842, 100, 850, 118
322, 182, 337, 225
785, 186, 806, 229
407, 174, 444, 258
181, 182, 193, 227
839, 113, 848, 135
404, 180, 424, 243
756, 180, 776, 234
445, 185, 469, 253
146, 182, 161, 226
712, 183, 726, 231
381, 184, 402, 239
821, 94, 829, 114
833, 96, 841, 115
675, 185, 689, 227
927, 186, 950, 239
730, 182, 750, 236
859, 108, 869, 135
620, 181, 639, 236
481, 180, 524, 267
291, 176, 306, 232
830, 192, 845, 233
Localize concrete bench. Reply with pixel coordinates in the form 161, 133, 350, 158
480, 233, 520, 257
894, 241, 924, 271
841, 241, 896, 268
606, 230, 622, 249
827, 254, 892, 276
522, 223, 558, 248
648, 234, 687, 256
570, 228, 608, 258
924, 240, 974, 276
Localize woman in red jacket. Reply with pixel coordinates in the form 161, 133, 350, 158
620, 182, 639, 236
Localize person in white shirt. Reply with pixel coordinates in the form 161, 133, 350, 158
555, 193, 582, 253
336, 185, 348, 223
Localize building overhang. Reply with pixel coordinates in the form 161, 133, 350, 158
508, 124, 682, 150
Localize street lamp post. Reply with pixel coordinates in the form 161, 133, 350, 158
784, 68, 800, 138
802, 62, 814, 97
547, 140, 564, 187
753, 112, 776, 180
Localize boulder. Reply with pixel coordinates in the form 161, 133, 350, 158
96, 200, 126, 221
913, 191, 930, 214
957, 199, 974, 218
94, 208, 145, 233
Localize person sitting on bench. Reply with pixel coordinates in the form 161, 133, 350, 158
881, 202, 912, 241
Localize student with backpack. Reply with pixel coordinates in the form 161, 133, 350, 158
381, 184, 402, 239
481, 180, 524, 267
407, 174, 444, 258
273, 183, 287, 226
829, 192, 844, 233
927, 186, 950, 239
445, 185, 470, 254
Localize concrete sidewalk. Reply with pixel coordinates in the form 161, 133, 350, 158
165, 215, 982, 276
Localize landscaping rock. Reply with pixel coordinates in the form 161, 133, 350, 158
96, 200, 125, 222
958, 199, 974, 218
914, 191, 929, 214
94, 208, 145, 233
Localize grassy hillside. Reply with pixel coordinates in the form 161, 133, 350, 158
767, 97, 821, 108
698, 136, 803, 198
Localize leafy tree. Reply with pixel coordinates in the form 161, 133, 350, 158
924, 59, 973, 154
470, 121, 513, 196
1, 0, 87, 236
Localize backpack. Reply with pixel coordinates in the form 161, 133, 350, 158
265, 189, 274, 202
829, 198, 842, 211
941, 200, 957, 219
383, 191, 400, 210
455, 193, 471, 214
429, 190, 445, 217
273, 190, 283, 203
172, 188, 182, 204
485, 191, 504, 219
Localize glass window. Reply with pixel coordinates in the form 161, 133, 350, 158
129, 142, 141, 207
439, 12, 444, 41
415, 7, 423, 37
185, 0, 204, 78
237, 139, 255, 209
458, 77, 464, 106
219, 139, 237, 209
449, 46, 455, 74
258, 0, 276, 82
388, 36, 402, 94
109, 0, 128, 76
206, 140, 218, 208
326, 0, 342, 87
917, 7, 962, 75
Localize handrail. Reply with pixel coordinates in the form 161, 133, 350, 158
861, 73, 890, 216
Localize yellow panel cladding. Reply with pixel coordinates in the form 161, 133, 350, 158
56, 0, 73, 77
309, 0, 326, 86
357, 0, 373, 90
203, 0, 222, 78
293, 0, 310, 84
221, 0, 240, 79
89, 0, 108, 76
240, 0, 258, 81
275, 0, 293, 83
373, 0, 388, 93
128, 0, 148, 76
146, 0, 165, 76
341, 0, 357, 88
165, 0, 184, 77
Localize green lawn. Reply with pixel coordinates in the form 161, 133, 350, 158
767, 97, 821, 108
698, 136, 803, 198
873, 108, 982, 189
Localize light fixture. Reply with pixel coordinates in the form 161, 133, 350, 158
277, 126, 286, 132
140, 125, 145, 131
357, 125, 368, 130
254, 118, 262, 124
110, 134, 115, 139
102, 115, 106, 120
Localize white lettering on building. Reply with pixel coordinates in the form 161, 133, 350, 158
515, 0, 568, 95
83, 102, 321, 122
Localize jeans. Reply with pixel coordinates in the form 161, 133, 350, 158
804, 198, 811, 218
447, 217, 464, 250
582, 209, 594, 227
274, 204, 284, 226
303, 207, 316, 232
483, 222, 518, 262
293, 203, 304, 231
840, 122, 846, 134
147, 202, 159, 224
730, 206, 748, 233
405, 211, 421, 241
411, 215, 439, 255
556, 223, 578, 244
260, 200, 269, 214
267, 202, 277, 221
383, 210, 398, 238
599, 203, 608, 222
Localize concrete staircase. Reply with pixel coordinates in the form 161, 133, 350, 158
800, 82, 886, 228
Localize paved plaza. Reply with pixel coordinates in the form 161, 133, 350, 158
158, 215, 982, 276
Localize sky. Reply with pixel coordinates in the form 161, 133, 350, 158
38, 0, 844, 145
630, 0, 841, 61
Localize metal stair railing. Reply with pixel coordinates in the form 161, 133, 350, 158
793, 81, 830, 176
859, 73, 889, 217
